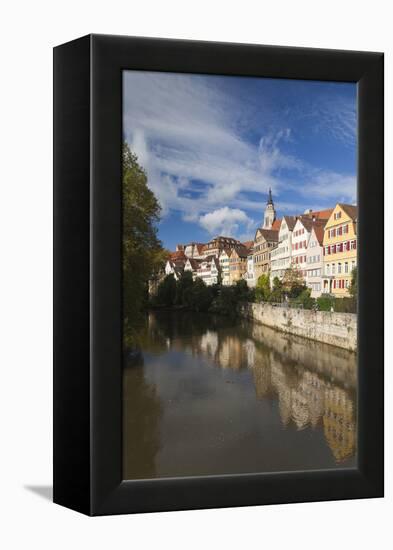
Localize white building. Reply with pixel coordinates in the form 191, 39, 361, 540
184, 258, 201, 280
164, 260, 183, 281
270, 216, 297, 282
243, 250, 256, 288
291, 217, 310, 278
195, 256, 221, 286
306, 225, 324, 297
218, 249, 231, 286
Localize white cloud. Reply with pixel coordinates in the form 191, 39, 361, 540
123, 71, 357, 240
199, 207, 254, 237
122, 71, 291, 222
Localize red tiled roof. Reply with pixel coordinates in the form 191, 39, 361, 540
241, 240, 254, 249
304, 208, 334, 220
170, 250, 186, 260
272, 219, 282, 230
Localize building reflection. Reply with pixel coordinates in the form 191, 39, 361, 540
145, 311, 357, 465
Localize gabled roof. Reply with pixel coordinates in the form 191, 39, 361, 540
262, 228, 279, 242
241, 240, 254, 250
339, 203, 358, 220
311, 225, 325, 245
195, 244, 205, 254
186, 258, 201, 270
232, 246, 249, 258
272, 218, 282, 231
282, 216, 297, 231
296, 216, 327, 232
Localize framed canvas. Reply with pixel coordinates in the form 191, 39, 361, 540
53, 34, 384, 516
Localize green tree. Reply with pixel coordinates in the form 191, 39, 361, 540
209, 286, 238, 318
156, 274, 177, 306
282, 267, 306, 298
234, 279, 250, 301
175, 270, 194, 305
255, 274, 271, 302
122, 143, 163, 348
269, 277, 284, 303
349, 266, 357, 298
183, 278, 213, 312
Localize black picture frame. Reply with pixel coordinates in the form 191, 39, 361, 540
53, 34, 384, 516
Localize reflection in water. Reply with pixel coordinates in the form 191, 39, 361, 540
123, 352, 162, 480
123, 311, 357, 479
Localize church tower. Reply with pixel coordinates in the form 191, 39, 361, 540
263, 188, 276, 229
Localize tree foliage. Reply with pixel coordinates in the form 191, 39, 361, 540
175, 270, 194, 305
122, 143, 164, 348
282, 267, 306, 298
255, 274, 271, 302
349, 266, 357, 298
156, 274, 177, 307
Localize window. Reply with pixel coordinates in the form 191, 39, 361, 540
326, 264, 330, 275
345, 262, 348, 273
332, 264, 336, 274
338, 263, 342, 274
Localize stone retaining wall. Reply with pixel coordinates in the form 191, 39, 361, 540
238, 302, 357, 351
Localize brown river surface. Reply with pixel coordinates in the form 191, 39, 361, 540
123, 310, 357, 480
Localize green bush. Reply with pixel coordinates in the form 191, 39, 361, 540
316, 294, 357, 313
293, 288, 316, 309
317, 294, 335, 311
333, 297, 357, 313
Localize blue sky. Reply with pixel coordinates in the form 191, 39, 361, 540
123, 71, 357, 251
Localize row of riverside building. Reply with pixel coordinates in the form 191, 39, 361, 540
162, 189, 357, 298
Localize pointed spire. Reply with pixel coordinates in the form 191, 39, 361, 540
267, 187, 273, 205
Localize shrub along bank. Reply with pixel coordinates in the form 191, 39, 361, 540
151, 266, 357, 315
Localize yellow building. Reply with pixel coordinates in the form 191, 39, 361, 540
322, 204, 358, 297
229, 247, 249, 284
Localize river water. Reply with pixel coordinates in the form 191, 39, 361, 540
123, 310, 357, 480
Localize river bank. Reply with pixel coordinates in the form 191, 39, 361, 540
238, 301, 357, 352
